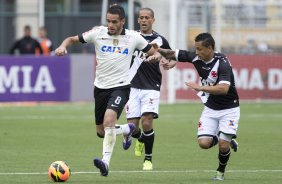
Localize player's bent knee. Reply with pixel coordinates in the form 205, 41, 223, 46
96, 132, 104, 138
198, 139, 212, 149
142, 122, 152, 131
218, 140, 230, 152
198, 143, 210, 149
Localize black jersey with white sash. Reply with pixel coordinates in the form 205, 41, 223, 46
129, 31, 171, 91
176, 50, 239, 110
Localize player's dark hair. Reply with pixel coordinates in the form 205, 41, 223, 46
107, 4, 125, 19
195, 32, 215, 50
139, 7, 154, 18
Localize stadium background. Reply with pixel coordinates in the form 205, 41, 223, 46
0, 1, 282, 184
0, 0, 281, 103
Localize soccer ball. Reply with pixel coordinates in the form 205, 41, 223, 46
48, 161, 71, 182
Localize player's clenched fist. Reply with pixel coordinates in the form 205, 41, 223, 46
55, 47, 67, 56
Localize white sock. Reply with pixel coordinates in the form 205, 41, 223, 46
115, 124, 130, 135
102, 127, 116, 167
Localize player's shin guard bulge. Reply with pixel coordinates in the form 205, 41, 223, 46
102, 127, 116, 166
216, 149, 231, 174
93, 127, 115, 177
143, 129, 155, 170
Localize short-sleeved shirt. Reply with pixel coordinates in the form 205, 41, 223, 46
176, 50, 239, 110
129, 31, 171, 91
79, 26, 151, 89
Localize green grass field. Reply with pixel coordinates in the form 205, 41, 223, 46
0, 102, 282, 184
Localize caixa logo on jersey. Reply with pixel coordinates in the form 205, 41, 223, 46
101, 45, 129, 55
0, 56, 70, 102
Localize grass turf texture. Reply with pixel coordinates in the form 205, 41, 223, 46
0, 102, 282, 183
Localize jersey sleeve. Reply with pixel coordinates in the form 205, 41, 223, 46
177, 50, 197, 63
160, 36, 171, 49
135, 32, 151, 52
218, 58, 232, 85
79, 26, 101, 44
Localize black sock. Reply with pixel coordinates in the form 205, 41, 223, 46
209, 135, 219, 148
132, 128, 142, 139
217, 149, 231, 173
143, 129, 154, 162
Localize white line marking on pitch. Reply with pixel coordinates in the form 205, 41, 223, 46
1, 170, 282, 175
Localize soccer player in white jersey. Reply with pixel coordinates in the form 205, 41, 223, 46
55, 4, 161, 177
154, 33, 240, 181
126, 8, 172, 171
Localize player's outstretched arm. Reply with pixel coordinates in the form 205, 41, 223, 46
185, 82, 230, 95
55, 36, 80, 56
162, 60, 177, 70
158, 48, 176, 60
144, 45, 162, 63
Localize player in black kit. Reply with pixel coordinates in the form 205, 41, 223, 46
10, 25, 43, 55
126, 8, 172, 170
155, 32, 240, 181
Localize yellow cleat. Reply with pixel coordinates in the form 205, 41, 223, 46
134, 140, 144, 157
142, 160, 153, 171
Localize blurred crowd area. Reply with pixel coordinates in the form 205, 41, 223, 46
0, 0, 281, 55
183, 0, 282, 55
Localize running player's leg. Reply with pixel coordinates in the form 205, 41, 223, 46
114, 88, 140, 138
94, 86, 130, 176
214, 107, 240, 180
214, 133, 231, 181
94, 109, 117, 176
107, 87, 134, 150
140, 113, 154, 170
197, 106, 225, 180
197, 107, 219, 149
139, 90, 160, 170
94, 87, 108, 138
126, 88, 142, 151
93, 87, 110, 176
127, 118, 144, 156
94, 87, 133, 138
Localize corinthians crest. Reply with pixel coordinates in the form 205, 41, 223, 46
113, 39, 119, 46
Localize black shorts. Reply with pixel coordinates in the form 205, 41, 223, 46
94, 85, 130, 125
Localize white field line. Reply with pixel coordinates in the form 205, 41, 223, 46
0, 113, 282, 120
1, 169, 282, 175
0, 115, 92, 120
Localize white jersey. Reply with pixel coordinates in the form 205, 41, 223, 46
80, 26, 150, 89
